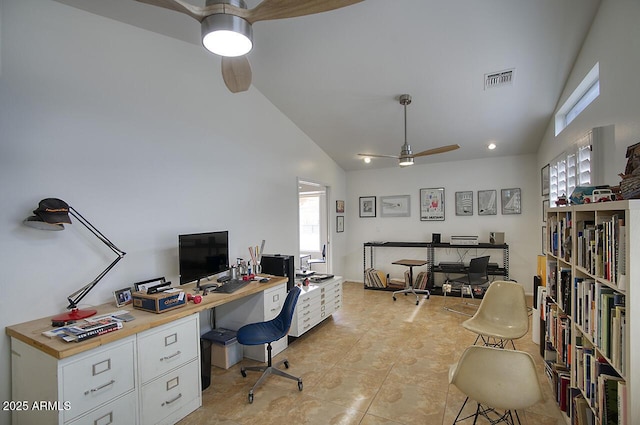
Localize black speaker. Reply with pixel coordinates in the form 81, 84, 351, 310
261, 254, 295, 292
432, 233, 441, 243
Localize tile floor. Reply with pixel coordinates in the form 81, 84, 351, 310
178, 281, 566, 425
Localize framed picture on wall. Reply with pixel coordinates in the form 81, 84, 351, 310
501, 188, 522, 214
380, 195, 410, 217
542, 226, 547, 254
477, 190, 497, 216
359, 196, 376, 217
541, 164, 550, 196
542, 199, 549, 222
455, 191, 473, 216
336, 215, 344, 232
419, 188, 445, 221
336, 200, 345, 213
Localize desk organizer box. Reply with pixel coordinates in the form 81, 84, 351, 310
132, 290, 186, 313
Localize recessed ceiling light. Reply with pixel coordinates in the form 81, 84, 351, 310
363, 157, 371, 164
488, 143, 497, 150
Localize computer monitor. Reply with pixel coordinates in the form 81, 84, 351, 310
300, 254, 311, 272
178, 231, 229, 288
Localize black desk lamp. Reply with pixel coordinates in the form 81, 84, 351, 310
24, 198, 126, 324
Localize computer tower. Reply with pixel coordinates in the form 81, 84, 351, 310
260, 254, 295, 292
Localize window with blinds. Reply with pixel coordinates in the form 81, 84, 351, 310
550, 132, 593, 204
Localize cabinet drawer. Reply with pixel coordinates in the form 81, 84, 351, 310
140, 359, 200, 425
62, 338, 135, 423
66, 391, 136, 425
263, 284, 287, 320
138, 315, 198, 384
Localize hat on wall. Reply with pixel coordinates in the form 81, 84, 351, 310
33, 198, 72, 224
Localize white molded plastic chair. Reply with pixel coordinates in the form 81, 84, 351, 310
462, 280, 529, 349
449, 345, 544, 424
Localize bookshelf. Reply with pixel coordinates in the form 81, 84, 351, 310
544, 200, 639, 424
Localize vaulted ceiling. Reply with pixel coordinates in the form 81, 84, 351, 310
54, 0, 601, 171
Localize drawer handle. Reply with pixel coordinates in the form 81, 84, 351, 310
162, 393, 183, 407
270, 307, 280, 313
84, 379, 115, 395
303, 311, 311, 316
303, 303, 311, 308
303, 318, 311, 323
302, 296, 311, 301
161, 350, 181, 361
94, 411, 113, 425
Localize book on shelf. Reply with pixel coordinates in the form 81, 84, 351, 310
42, 317, 123, 342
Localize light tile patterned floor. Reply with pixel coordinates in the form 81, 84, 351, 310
178, 281, 565, 425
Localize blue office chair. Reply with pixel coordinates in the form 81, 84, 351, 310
237, 285, 302, 403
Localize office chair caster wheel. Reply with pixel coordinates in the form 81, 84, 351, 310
416, 300, 419, 305
241, 368, 247, 378
393, 296, 396, 301
248, 392, 254, 403
298, 380, 303, 391
284, 360, 289, 369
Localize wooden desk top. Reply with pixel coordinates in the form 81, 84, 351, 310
392, 259, 428, 267
5, 277, 287, 360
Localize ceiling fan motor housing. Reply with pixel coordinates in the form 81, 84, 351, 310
202, 0, 253, 57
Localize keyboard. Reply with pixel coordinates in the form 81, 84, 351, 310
216, 279, 250, 294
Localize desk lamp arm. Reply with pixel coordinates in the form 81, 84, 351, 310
65, 207, 126, 310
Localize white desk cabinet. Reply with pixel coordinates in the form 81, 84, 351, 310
10, 336, 137, 425
215, 282, 287, 362
137, 315, 201, 425
290, 277, 342, 337
10, 314, 201, 425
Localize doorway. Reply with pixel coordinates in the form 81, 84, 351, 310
298, 180, 329, 273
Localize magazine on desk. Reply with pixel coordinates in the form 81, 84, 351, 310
42, 317, 123, 342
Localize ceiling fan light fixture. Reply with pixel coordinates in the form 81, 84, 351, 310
398, 157, 414, 166
201, 13, 253, 57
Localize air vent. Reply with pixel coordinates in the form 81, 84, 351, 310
484, 69, 514, 89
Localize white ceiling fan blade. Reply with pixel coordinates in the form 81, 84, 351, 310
358, 153, 400, 159
413, 144, 460, 157
221, 56, 252, 93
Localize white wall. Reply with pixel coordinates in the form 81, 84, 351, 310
345, 154, 540, 291
0, 0, 346, 417
537, 0, 640, 186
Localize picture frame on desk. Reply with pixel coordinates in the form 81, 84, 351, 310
114, 287, 133, 307
420, 188, 445, 221
380, 195, 410, 217
478, 190, 497, 216
359, 196, 376, 217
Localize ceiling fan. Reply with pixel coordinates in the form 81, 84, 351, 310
135, 0, 364, 93
358, 94, 460, 167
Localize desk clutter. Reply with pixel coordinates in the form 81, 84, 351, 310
41, 310, 133, 342
132, 288, 185, 313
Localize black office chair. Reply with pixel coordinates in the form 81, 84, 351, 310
308, 244, 326, 269
237, 286, 302, 403
443, 256, 490, 316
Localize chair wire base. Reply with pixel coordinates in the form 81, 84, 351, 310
442, 282, 479, 316
240, 342, 302, 403
473, 334, 517, 350
392, 285, 430, 305
453, 397, 522, 425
